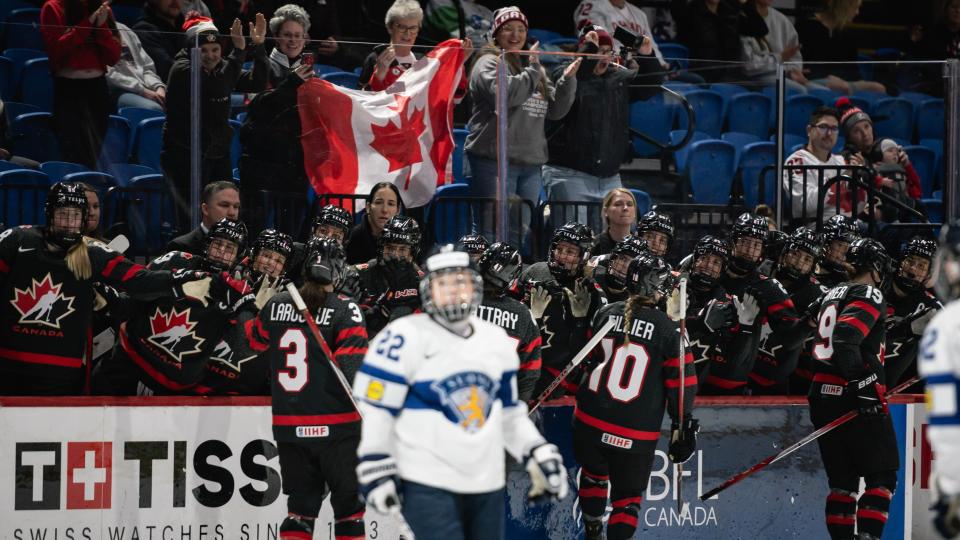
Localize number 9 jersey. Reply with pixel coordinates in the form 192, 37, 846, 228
920, 302, 960, 497
246, 291, 369, 443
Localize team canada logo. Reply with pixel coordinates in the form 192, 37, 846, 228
431, 371, 499, 433
210, 340, 256, 373
146, 307, 204, 362
11, 274, 76, 328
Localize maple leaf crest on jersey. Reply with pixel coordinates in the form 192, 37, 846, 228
430, 371, 500, 433
146, 307, 204, 363
210, 339, 256, 373
11, 273, 76, 329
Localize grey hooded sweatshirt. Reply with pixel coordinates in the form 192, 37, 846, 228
106, 23, 166, 97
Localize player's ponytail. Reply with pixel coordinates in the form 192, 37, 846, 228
621, 296, 639, 348
299, 281, 329, 315
65, 237, 93, 280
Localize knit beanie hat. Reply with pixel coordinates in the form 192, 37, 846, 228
491, 6, 528, 37
183, 16, 219, 46
577, 19, 614, 49
835, 97, 872, 139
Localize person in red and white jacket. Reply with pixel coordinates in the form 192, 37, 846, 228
782, 106, 850, 222
40, 0, 121, 168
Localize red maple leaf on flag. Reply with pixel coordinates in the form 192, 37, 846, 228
370, 95, 426, 188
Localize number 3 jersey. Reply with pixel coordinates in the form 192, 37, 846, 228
811, 282, 887, 388
247, 291, 369, 444
575, 301, 696, 452
353, 314, 547, 494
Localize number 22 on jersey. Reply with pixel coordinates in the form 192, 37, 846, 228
586, 338, 651, 402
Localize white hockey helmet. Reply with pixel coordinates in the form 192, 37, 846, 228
420, 246, 483, 326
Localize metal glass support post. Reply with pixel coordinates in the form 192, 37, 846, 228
946, 59, 959, 223
189, 37, 202, 229
495, 51, 509, 242
774, 63, 786, 229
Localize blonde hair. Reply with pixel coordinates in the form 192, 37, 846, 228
601, 187, 637, 229
820, 0, 861, 29
65, 237, 94, 280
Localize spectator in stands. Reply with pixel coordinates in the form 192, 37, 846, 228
544, 23, 657, 233
836, 97, 922, 205
359, 0, 424, 92
589, 187, 638, 257
671, 0, 752, 82
345, 182, 403, 264
107, 23, 167, 111
907, 0, 960, 94
133, 0, 185, 81
424, 0, 493, 45
782, 106, 848, 221
574, 0, 704, 84
0, 100, 40, 169
795, 0, 886, 95
40, 0, 121, 169
238, 4, 312, 237
166, 180, 240, 254
869, 138, 916, 222
466, 6, 579, 240
740, 0, 820, 92
162, 14, 267, 231
254, 0, 344, 68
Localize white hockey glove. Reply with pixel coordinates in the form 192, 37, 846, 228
525, 443, 568, 503
357, 455, 402, 514
178, 275, 212, 307
733, 293, 760, 327
529, 285, 552, 320
254, 276, 278, 310
910, 308, 936, 337
565, 279, 591, 318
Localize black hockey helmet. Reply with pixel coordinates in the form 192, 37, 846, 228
624, 253, 671, 299
44, 182, 88, 249
777, 227, 821, 282
313, 204, 352, 240
203, 218, 247, 273
933, 222, 960, 300
303, 237, 346, 288
727, 212, 768, 274
456, 234, 490, 259
606, 234, 649, 290
638, 211, 674, 256
420, 245, 483, 326
690, 235, 729, 291
548, 222, 594, 281
820, 215, 860, 245
253, 229, 294, 260
477, 242, 522, 293
764, 230, 790, 263
846, 238, 894, 283
378, 215, 421, 263
895, 236, 937, 293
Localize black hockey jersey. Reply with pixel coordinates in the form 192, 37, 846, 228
197, 309, 269, 395
574, 301, 696, 452
118, 251, 253, 393
750, 276, 826, 392
355, 259, 423, 337
0, 227, 186, 395
476, 294, 542, 403
882, 286, 941, 386
521, 262, 607, 397
248, 291, 368, 443
811, 282, 887, 390
684, 284, 733, 368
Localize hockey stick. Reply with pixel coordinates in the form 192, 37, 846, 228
285, 282, 363, 417
528, 316, 617, 415
700, 375, 921, 501
106, 234, 129, 254
677, 278, 687, 514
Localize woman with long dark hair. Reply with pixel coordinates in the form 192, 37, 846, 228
40, 0, 121, 168
344, 181, 404, 265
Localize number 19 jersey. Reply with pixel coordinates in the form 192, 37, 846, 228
811, 282, 887, 387
575, 301, 696, 452
247, 291, 369, 444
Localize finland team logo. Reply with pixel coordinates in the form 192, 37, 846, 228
431, 372, 499, 433
11, 273, 76, 328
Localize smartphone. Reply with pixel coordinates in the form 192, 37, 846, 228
301, 52, 315, 67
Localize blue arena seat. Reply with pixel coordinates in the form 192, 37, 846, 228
98, 115, 132, 168
915, 99, 944, 141
19, 57, 52, 110
0, 55, 12, 100
321, 71, 361, 89
61, 171, 117, 196
40, 161, 88, 183
452, 128, 468, 184
118, 107, 165, 155
726, 93, 772, 138
676, 90, 724, 137
428, 183, 473, 245
658, 42, 689, 70
784, 95, 823, 136
3, 8, 42, 50
122, 174, 176, 255
10, 111, 59, 162
630, 94, 676, 158
133, 117, 164, 171
739, 141, 777, 208
0, 168, 49, 227
902, 145, 937, 197
872, 97, 914, 142
103, 163, 156, 187
2, 100, 39, 124
670, 130, 710, 174
721, 131, 761, 168
629, 189, 651, 216
686, 140, 736, 204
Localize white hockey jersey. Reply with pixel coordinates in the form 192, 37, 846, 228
782, 148, 852, 220
920, 301, 960, 496
353, 313, 546, 494
574, 0, 665, 67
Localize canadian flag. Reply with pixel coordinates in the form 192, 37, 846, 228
298, 39, 465, 208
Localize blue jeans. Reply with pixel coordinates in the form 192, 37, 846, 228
467, 154, 541, 249
116, 92, 163, 111
542, 164, 622, 235
401, 481, 505, 540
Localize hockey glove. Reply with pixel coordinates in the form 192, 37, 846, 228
529, 285, 552, 320
525, 443, 568, 503
701, 298, 736, 333
910, 308, 937, 337
564, 279, 592, 318
733, 293, 760, 328
668, 417, 699, 464
254, 275, 278, 310
172, 269, 212, 305
849, 372, 888, 416
803, 293, 826, 327
383, 259, 420, 307
211, 273, 255, 314
932, 478, 960, 539
357, 455, 402, 514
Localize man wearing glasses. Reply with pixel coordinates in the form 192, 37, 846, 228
782, 106, 849, 222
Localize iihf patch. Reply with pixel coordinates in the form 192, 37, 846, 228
601, 433, 632, 449
820, 384, 844, 396
431, 372, 499, 433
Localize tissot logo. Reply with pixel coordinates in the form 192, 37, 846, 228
15, 442, 112, 510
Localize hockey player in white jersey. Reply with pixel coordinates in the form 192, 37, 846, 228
353, 246, 568, 540
921, 222, 960, 538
